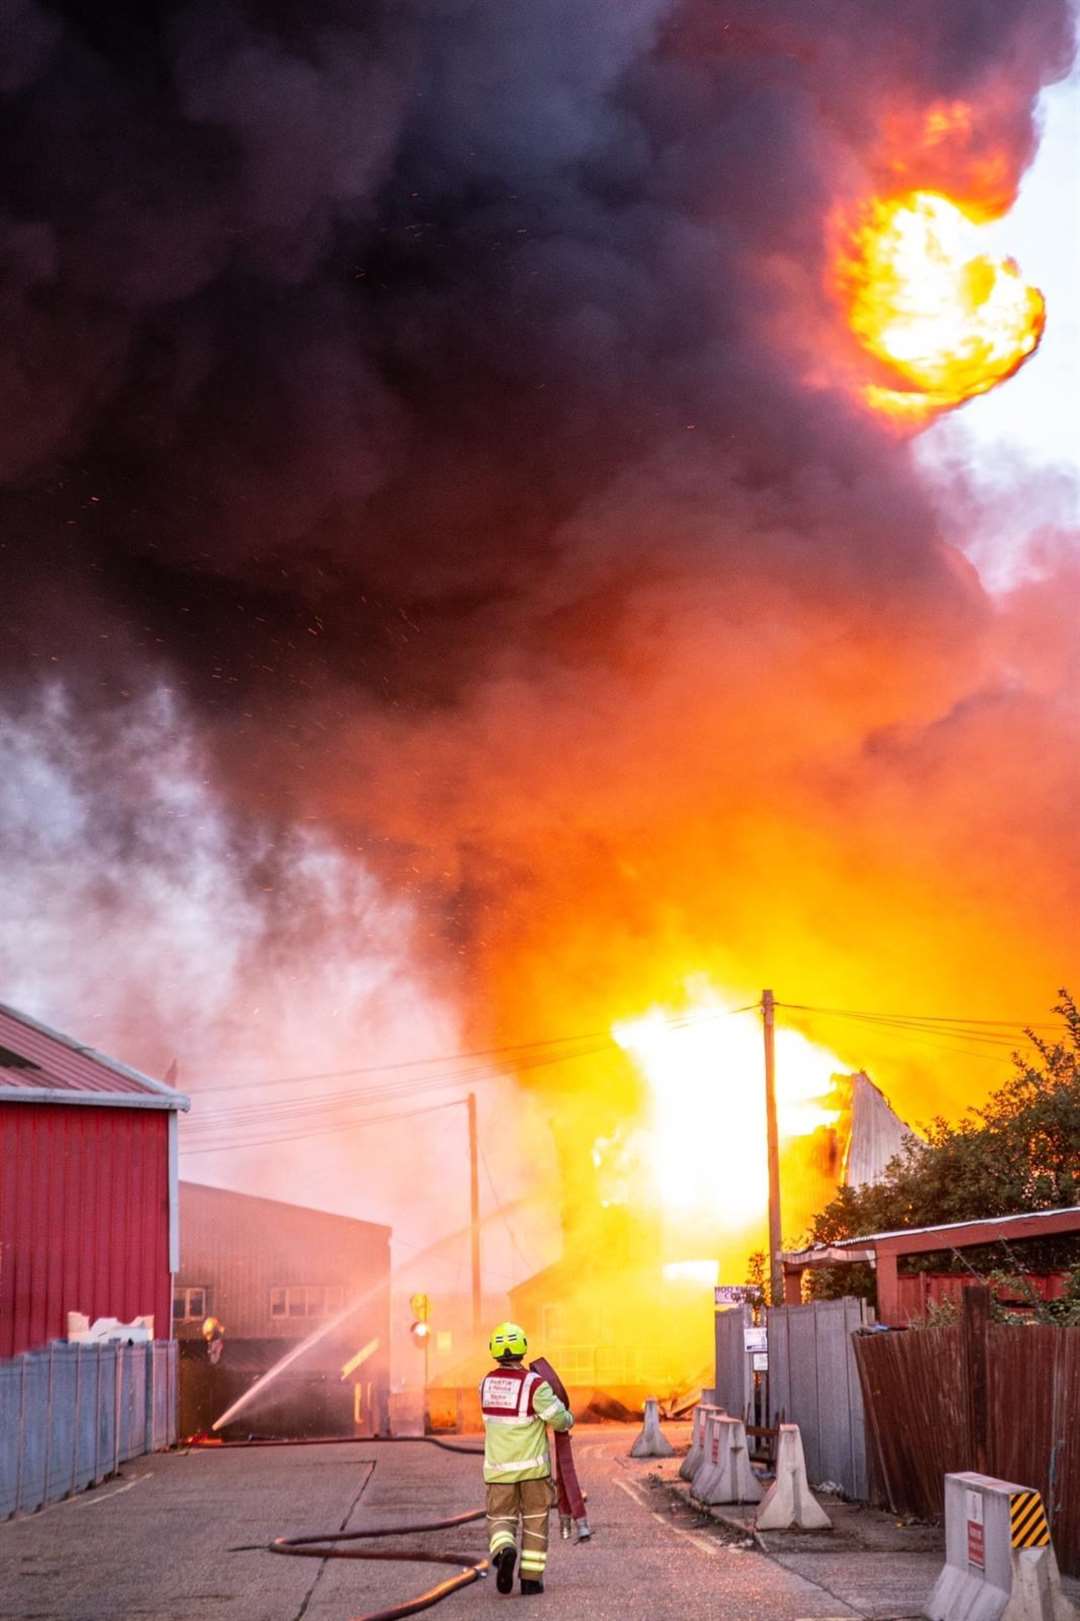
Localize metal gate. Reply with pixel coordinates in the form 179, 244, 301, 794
713, 1303, 754, 1419
767, 1297, 869, 1500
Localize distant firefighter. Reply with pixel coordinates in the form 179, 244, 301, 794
481, 1322, 573, 1596
201, 1315, 225, 1365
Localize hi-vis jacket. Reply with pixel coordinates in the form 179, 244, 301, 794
479, 1364, 573, 1484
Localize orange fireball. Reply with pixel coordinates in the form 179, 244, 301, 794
834, 189, 1045, 425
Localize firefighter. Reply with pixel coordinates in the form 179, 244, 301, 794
481, 1321, 573, 1596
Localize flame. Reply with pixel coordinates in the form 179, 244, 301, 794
834, 189, 1045, 424
613, 994, 842, 1231
878, 102, 1014, 219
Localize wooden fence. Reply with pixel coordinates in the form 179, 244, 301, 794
853, 1292, 1080, 1575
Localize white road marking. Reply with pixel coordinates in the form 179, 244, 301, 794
74, 1476, 147, 1508
613, 1476, 722, 1558
0, 1472, 149, 1525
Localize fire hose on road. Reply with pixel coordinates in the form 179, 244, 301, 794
266, 1501, 489, 1621
192, 1435, 487, 1620
190, 1421, 588, 1621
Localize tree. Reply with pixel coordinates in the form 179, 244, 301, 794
805, 991, 1080, 1301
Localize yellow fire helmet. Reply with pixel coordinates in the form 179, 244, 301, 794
489, 1321, 528, 1361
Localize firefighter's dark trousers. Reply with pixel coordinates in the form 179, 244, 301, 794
486, 1477, 556, 1583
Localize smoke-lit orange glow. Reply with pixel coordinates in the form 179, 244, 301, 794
613, 995, 842, 1228
878, 102, 1015, 220
834, 189, 1045, 424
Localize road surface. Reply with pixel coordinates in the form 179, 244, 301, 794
2, 1425, 916, 1621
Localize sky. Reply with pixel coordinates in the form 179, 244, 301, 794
919, 70, 1080, 583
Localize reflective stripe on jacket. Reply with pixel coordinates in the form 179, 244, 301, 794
480, 1364, 573, 1483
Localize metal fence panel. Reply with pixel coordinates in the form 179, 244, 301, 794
121, 1346, 146, 1463
17, 1353, 48, 1513
0, 1341, 175, 1518
815, 1299, 868, 1499
0, 1359, 22, 1518
151, 1342, 176, 1449
767, 1297, 868, 1500
713, 1305, 753, 1419
72, 1346, 99, 1495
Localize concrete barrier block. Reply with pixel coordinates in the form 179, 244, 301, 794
690, 1413, 725, 1498
926, 1473, 1078, 1621
680, 1403, 723, 1483
755, 1423, 830, 1531
693, 1415, 762, 1505
630, 1396, 675, 1458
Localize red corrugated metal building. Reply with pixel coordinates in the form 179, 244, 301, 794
0, 1001, 189, 1357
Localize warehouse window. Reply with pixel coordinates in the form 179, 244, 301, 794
270, 1285, 345, 1319
549, 1345, 594, 1383
173, 1286, 208, 1322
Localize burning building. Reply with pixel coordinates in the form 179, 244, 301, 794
837, 1072, 914, 1190
0, 0, 1076, 1399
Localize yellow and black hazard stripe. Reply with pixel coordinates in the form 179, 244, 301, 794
1010, 1490, 1051, 1549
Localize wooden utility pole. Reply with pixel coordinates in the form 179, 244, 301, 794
762, 990, 784, 1307
468, 1092, 482, 1340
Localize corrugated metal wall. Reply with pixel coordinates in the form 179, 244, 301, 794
713, 1304, 753, 1419
176, 1182, 390, 1350
767, 1297, 870, 1500
0, 1104, 172, 1357
854, 1321, 1080, 1575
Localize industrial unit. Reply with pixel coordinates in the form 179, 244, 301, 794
0, 1000, 189, 1357
175, 1182, 391, 1437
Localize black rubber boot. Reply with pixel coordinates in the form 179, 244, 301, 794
494, 1547, 516, 1594
520, 1578, 544, 1595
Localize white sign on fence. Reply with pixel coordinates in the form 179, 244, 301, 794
744, 1325, 768, 1354
715, 1286, 751, 1305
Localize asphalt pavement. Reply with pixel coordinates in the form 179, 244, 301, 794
0, 1424, 953, 1621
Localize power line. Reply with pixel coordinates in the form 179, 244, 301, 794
185, 1039, 613, 1128
178, 1002, 759, 1152
179, 1098, 463, 1155
794, 1013, 1023, 1051
180, 1037, 620, 1147
178, 993, 1065, 1155
178, 1003, 757, 1146
183, 1001, 757, 1097
776, 1001, 1058, 1030
191, 1032, 617, 1095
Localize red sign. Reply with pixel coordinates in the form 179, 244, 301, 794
967, 1489, 985, 1569
967, 1520, 985, 1569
